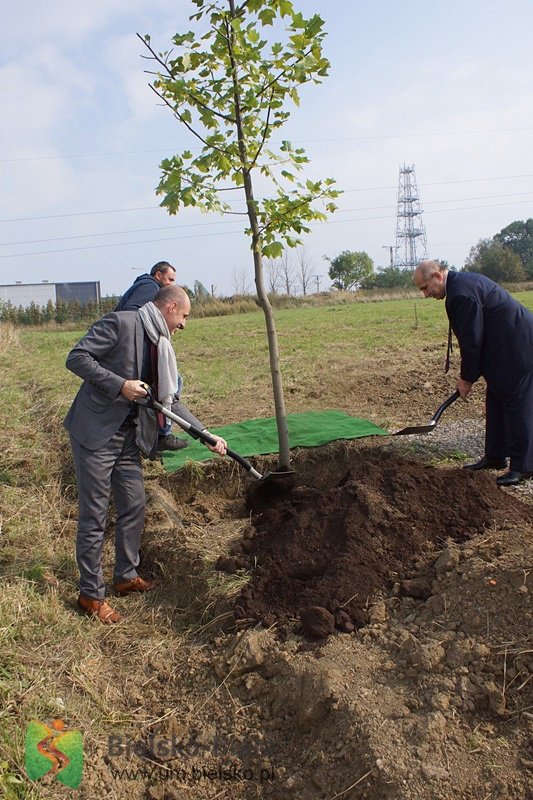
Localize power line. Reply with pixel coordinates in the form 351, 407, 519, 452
338, 190, 533, 215
344, 173, 533, 193
2, 172, 533, 225
4, 191, 533, 248
326, 198, 533, 225
300, 127, 533, 143
2, 126, 533, 163
2, 197, 532, 260
0, 206, 159, 224
1, 219, 239, 247
0, 226, 245, 259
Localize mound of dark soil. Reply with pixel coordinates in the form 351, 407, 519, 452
218, 454, 530, 638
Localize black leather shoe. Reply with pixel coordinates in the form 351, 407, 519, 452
157, 435, 189, 452
463, 456, 507, 471
496, 470, 533, 487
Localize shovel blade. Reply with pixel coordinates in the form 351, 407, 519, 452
246, 469, 297, 509
393, 421, 437, 436
392, 390, 460, 437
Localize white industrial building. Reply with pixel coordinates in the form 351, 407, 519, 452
0, 281, 101, 308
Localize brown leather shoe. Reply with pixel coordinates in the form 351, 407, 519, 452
77, 595, 123, 624
113, 576, 157, 595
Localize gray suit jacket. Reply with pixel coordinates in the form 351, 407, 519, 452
64, 311, 204, 455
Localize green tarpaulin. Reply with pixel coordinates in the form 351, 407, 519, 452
162, 409, 388, 472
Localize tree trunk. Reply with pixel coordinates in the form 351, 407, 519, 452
227, 0, 290, 469
251, 236, 291, 469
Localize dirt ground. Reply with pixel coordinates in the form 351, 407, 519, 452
73, 367, 532, 800
227, 453, 531, 640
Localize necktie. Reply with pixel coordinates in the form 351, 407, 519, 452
445, 322, 453, 374
149, 342, 165, 428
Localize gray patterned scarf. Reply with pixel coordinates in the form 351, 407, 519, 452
138, 301, 181, 409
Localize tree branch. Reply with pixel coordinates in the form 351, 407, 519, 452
149, 85, 231, 156
137, 32, 175, 76
189, 89, 236, 124
258, 188, 332, 235
231, 0, 249, 19
247, 94, 273, 171
256, 44, 317, 98
138, 32, 235, 124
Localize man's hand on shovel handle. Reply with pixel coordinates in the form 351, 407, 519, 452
457, 378, 473, 399
202, 432, 227, 456
121, 379, 150, 401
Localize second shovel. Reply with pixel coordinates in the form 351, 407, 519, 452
393, 390, 460, 436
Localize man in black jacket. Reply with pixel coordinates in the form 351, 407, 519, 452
116, 261, 189, 451
115, 261, 176, 311
414, 260, 533, 486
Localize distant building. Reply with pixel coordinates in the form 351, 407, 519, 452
0, 281, 101, 308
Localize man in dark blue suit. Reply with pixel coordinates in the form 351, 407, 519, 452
414, 260, 533, 486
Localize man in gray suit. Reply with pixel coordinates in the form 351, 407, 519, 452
65, 285, 227, 623
115, 261, 189, 452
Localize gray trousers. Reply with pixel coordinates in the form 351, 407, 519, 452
70, 425, 146, 599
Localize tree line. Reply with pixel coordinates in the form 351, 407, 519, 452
325, 218, 533, 290
465, 219, 533, 282
0, 298, 118, 327
3, 217, 531, 327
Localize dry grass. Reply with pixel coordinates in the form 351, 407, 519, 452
0, 321, 20, 350
0, 330, 232, 798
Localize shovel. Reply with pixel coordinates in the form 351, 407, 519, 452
393, 390, 460, 436
136, 385, 295, 490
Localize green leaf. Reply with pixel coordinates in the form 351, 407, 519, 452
262, 241, 284, 259
247, 27, 260, 44
291, 12, 306, 29
258, 8, 276, 25
231, 170, 244, 186
216, 154, 232, 173
196, 157, 211, 174
282, 236, 297, 248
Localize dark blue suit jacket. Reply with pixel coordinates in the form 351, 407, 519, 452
445, 271, 533, 393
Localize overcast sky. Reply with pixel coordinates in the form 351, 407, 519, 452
2, 0, 533, 297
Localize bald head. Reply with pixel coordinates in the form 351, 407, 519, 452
153, 284, 189, 308
413, 260, 448, 300
415, 260, 446, 281
153, 285, 191, 333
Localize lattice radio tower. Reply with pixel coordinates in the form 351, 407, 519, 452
394, 164, 428, 269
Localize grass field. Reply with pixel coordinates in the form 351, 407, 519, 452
1, 290, 532, 798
